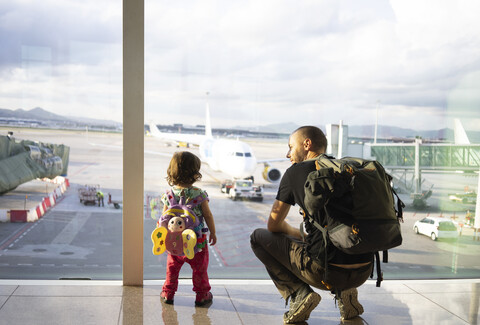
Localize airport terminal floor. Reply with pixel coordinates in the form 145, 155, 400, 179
0, 278, 479, 324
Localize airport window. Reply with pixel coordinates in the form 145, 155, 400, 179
144, 0, 480, 282
1, 1, 479, 283
0, 1, 123, 280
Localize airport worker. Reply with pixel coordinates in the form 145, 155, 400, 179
159, 151, 217, 306
96, 190, 104, 207
250, 126, 373, 323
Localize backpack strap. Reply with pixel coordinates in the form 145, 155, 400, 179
373, 251, 383, 287
301, 207, 330, 281
164, 189, 179, 206
392, 188, 405, 223
185, 193, 208, 209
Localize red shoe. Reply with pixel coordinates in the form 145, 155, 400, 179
195, 292, 213, 307
161, 291, 174, 304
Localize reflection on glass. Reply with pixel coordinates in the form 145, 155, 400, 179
144, 1, 480, 281
0, 1, 122, 280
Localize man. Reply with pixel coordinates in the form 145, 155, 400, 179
96, 190, 104, 207
250, 126, 373, 323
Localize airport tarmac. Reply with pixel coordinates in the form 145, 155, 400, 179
0, 127, 479, 281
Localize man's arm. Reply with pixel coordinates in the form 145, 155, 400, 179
267, 200, 302, 239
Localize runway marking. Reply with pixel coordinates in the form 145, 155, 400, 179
51, 212, 91, 245
69, 164, 94, 177
0, 222, 37, 250
211, 246, 224, 267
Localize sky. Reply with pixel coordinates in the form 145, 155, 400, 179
1, 0, 480, 131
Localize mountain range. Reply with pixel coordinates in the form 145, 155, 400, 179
246, 122, 479, 143
0, 107, 122, 128
1, 107, 478, 142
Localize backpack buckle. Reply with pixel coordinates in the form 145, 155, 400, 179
351, 224, 359, 235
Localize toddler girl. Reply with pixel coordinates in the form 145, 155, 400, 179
160, 151, 217, 306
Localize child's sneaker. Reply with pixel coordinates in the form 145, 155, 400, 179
160, 291, 174, 304
195, 292, 213, 307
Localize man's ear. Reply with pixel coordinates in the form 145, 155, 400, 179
303, 138, 312, 150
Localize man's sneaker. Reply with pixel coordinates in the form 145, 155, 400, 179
160, 291, 174, 304
195, 292, 213, 307
283, 286, 321, 324
338, 288, 364, 320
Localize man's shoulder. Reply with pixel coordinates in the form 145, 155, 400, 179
286, 160, 316, 174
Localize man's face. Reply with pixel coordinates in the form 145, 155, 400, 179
286, 132, 307, 164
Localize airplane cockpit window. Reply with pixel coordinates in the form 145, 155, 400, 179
235, 152, 244, 156
245, 152, 252, 157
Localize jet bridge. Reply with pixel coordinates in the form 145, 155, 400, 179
367, 139, 480, 208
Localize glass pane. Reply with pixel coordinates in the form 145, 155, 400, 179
144, 1, 480, 281
0, 1, 122, 279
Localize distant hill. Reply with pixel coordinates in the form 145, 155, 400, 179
248, 122, 480, 143
236, 122, 300, 134
0, 107, 71, 121
0, 107, 121, 128
1, 107, 478, 142
348, 125, 480, 143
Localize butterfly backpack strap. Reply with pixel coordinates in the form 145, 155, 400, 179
184, 191, 209, 250
165, 189, 179, 206
159, 189, 179, 226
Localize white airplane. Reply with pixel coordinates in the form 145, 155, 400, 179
149, 106, 284, 183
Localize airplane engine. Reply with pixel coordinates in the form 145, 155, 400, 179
262, 166, 281, 183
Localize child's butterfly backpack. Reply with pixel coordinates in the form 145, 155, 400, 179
151, 189, 208, 259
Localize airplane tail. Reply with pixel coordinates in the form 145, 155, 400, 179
205, 99, 213, 138
454, 118, 470, 145
149, 122, 162, 137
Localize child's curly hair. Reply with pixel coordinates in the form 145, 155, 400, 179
166, 151, 202, 186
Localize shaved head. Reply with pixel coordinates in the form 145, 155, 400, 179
292, 126, 327, 153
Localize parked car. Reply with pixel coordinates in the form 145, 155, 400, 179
413, 217, 458, 241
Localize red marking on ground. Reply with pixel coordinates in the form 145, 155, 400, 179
0, 222, 35, 250
69, 164, 92, 177
212, 245, 229, 267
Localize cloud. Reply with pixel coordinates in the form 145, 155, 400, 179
1, 0, 480, 131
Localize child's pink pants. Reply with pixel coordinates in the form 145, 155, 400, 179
162, 247, 211, 294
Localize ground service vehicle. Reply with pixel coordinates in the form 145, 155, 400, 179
448, 191, 477, 204
78, 184, 100, 206
221, 179, 263, 201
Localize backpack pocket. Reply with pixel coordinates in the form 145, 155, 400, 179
304, 168, 335, 217
328, 223, 361, 252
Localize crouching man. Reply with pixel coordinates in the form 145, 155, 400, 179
250, 126, 373, 323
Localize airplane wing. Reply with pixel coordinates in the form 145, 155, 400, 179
257, 158, 289, 165
89, 142, 173, 157
149, 123, 206, 147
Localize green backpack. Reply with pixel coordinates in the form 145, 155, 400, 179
303, 154, 404, 286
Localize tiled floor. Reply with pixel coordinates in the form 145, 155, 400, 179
0, 279, 479, 325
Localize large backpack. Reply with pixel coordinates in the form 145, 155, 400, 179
151, 189, 208, 259
303, 154, 404, 286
